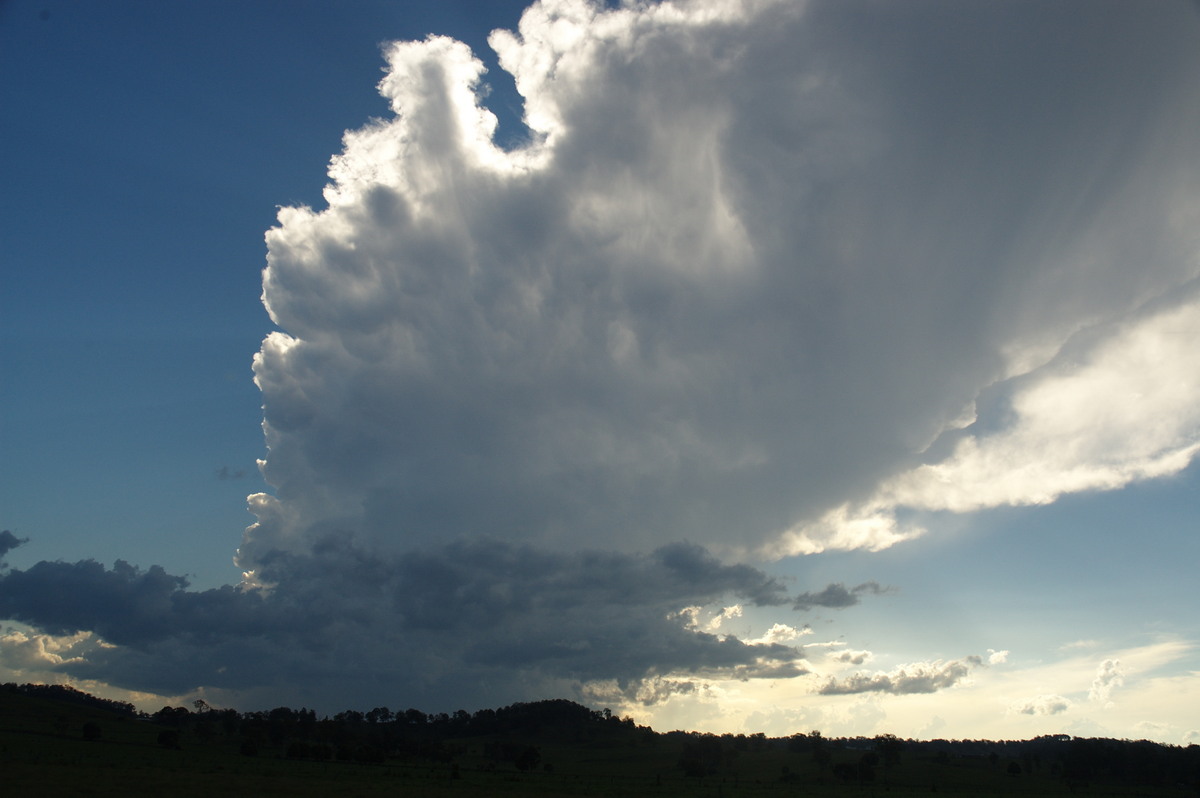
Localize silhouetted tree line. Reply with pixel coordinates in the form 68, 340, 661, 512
671, 727, 1200, 789
9, 682, 1199, 790
138, 693, 644, 766
2, 682, 138, 717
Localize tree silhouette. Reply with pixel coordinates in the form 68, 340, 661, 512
875, 733, 903, 767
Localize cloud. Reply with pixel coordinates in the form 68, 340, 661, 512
703, 604, 744, 632
0, 530, 26, 560
0, 536, 804, 710
0, 628, 98, 672
1061, 640, 1099, 652
1011, 694, 1072, 716
749, 623, 810, 646
587, 674, 706, 708
1090, 658, 1125, 705
247, 0, 1200, 566
0, 556, 263, 646
831, 649, 873, 666
8, 0, 1200, 715
779, 288, 1200, 554
793, 582, 887, 611
987, 649, 1009, 665
818, 657, 980, 695
568, 638, 1200, 741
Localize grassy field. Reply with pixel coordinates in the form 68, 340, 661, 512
2, 689, 1195, 796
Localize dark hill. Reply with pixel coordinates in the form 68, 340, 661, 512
3, 682, 1198, 796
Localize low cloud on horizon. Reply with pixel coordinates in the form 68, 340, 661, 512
0, 534, 862, 710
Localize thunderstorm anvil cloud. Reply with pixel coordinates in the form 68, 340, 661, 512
2, 0, 1199, 721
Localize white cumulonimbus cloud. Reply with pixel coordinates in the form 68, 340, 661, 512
779, 290, 1200, 555
243, 0, 1200, 568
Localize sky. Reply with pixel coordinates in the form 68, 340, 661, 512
2, 0, 1199, 745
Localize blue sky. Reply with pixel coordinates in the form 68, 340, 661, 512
2, 0, 1199, 744
1, 0, 530, 587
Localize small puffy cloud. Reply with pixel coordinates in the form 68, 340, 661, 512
988, 649, 1009, 665
818, 657, 979, 695
831, 649, 874, 666
748, 623, 809, 646
1090, 658, 1125, 705
793, 582, 888, 611
587, 675, 706, 708
1011, 694, 1072, 716
0, 530, 27, 560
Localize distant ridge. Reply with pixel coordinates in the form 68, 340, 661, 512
3, 682, 1198, 796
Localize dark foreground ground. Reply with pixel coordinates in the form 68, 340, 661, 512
2, 685, 1197, 797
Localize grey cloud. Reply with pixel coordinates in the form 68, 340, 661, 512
793, 581, 888, 611
0, 556, 281, 647
0, 537, 804, 710
245, 0, 1200, 567
0, 558, 188, 643
0, 530, 26, 560
832, 649, 873, 666
652, 542, 790, 607
628, 676, 700, 707
818, 657, 977, 695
